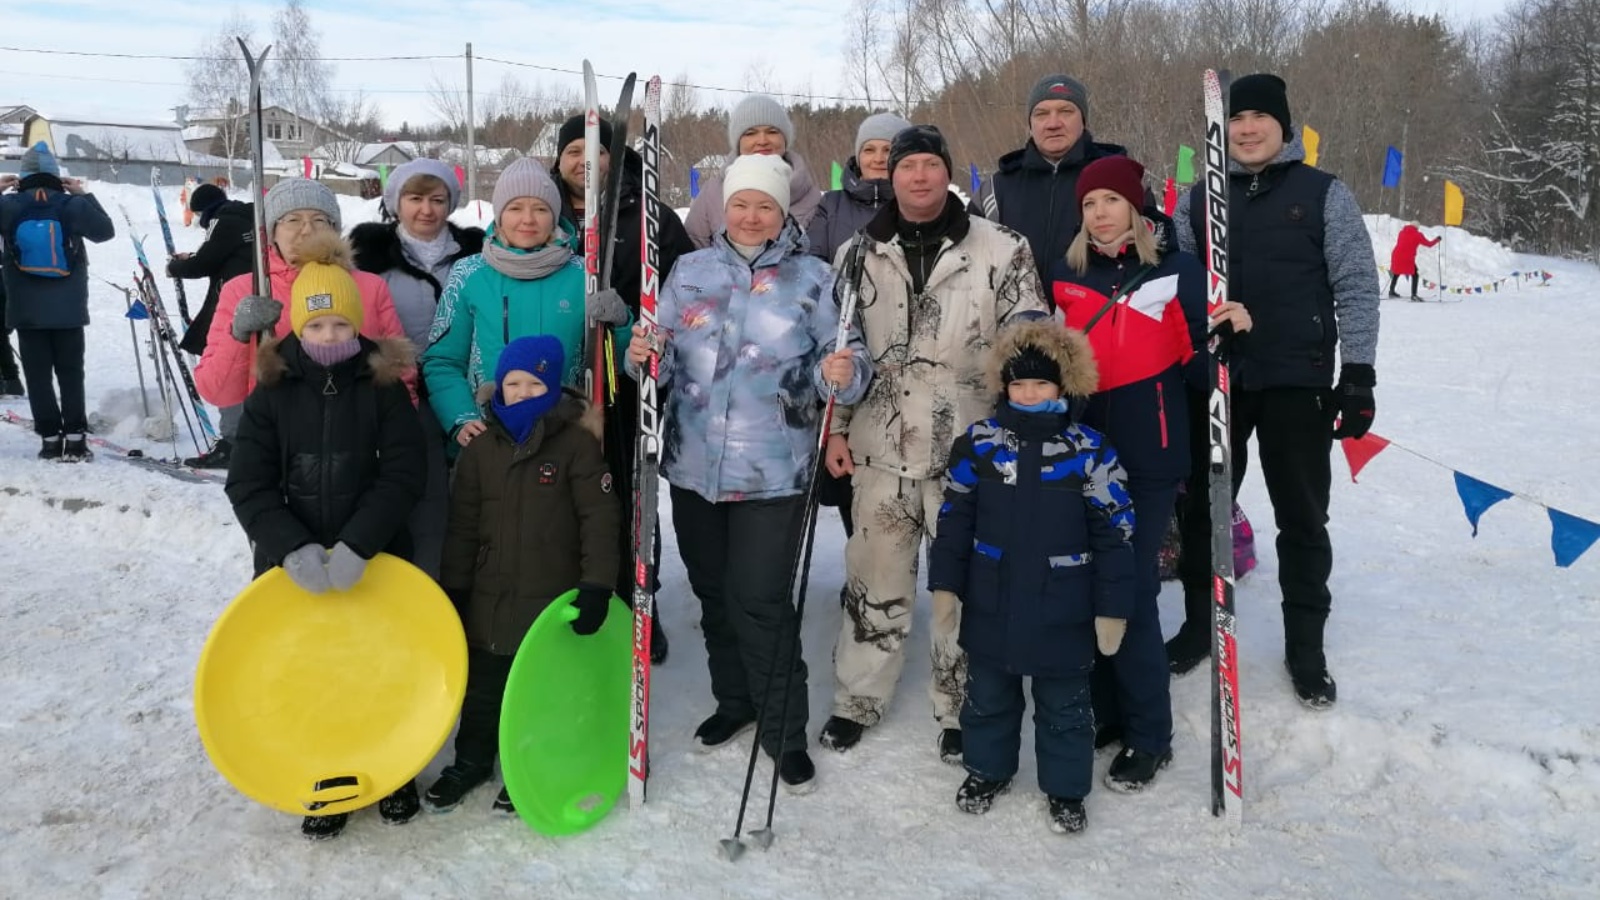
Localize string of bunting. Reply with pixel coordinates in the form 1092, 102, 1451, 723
1378, 265, 1553, 295
1340, 433, 1600, 568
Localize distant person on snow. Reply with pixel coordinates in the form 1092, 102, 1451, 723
1388, 222, 1440, 301
166, 182, 256, 468
928, 319, 1134, 835
427, 335, 620, 817
0, 142, 115, 461
223, 234, 427, 840
0, 264, 22, 398
1172, 73, 1381, 710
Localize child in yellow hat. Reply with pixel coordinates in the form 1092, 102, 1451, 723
223, 230, 430, 841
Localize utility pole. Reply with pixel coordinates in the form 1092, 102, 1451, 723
1397, 110, 1410, 221
465, 43, 477, 205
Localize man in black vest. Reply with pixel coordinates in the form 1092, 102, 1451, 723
975, 75, 1133, 283
1171, 74, 1380, 709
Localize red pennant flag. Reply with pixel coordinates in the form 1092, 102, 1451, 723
454, 165, 467, 188
302, 156, 312, 178
1163, 177, 1177, 216
1341, 433, 1390, 482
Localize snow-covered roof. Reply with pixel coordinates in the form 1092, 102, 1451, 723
354, 141, 420, 165
181, 125, 219, 142
48, 119, 193, 164
437, 145, 522, 167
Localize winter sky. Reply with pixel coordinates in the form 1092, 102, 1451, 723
1, 0, 1517, 131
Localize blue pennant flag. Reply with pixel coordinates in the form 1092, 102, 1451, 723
125, 299, 150, 321
970, 163, 981, 196
1548, 508, 1600, 568
1454, 471, 1512, 536
1382, 146, 1403, 189
689, 167, 700, 200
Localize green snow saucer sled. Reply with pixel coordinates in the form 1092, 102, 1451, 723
499, 588, 631, 835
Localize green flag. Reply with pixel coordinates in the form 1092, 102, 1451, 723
831, 161, 843, 191
1176, 145, 1196, 184
379, 164, 390, 188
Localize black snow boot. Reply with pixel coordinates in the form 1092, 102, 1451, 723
378, 779, 420, 825
184, 438, 232, 469
425, 762, 492, 812
1165, 626, 1211, 676
779, 750, 817, 795
650, 615, 669, 665
955, 774, 1011, 814
1048, 796, 1087, 834
937, 728, 963, 765
61, 434, 91, 462
492, 787, 515, 814
818, 716, 866, 752
693, 711, 756, 751
38, 435, 63, 460
1104, 747, 1173, 792
1288, 662, 1338, 710
0, 377, 23, 398
301, 812, 349, 841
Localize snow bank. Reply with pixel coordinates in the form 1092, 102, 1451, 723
1364, 214, 1522, 289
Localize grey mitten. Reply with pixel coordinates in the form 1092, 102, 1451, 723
283, 543, 331, 594
325, 541, 368, 592
230, 294, 284, 342
1095, 616, 1128, 656
588, 287, 630, 326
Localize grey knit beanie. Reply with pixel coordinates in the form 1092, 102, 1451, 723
726, 95, 795, 152
856, 112, 913, 156
384, 157, 460, 220
491, 157, 562, 222
264, 178, 342, 232
1027, 74, 1089, 125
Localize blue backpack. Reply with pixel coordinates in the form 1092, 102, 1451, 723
7, 189, 75, 278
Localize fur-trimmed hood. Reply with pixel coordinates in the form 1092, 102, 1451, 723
987, 318, 1098, 398
255, 334, 416, 387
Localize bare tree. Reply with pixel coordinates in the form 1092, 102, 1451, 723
427, 71, 470, 136
270, 0, 334, 124
184, 11, 257, 184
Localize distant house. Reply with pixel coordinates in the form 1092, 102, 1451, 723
187, 105, 350, 160
349, 141, 419, 168
528, 122, 562, 162
0, 105, 37, 126
0, 111, 236, 183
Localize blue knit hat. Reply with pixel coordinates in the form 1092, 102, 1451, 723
493, 335, 566, 444
20, 142, 60, 177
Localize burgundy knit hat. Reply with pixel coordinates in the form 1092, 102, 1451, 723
1075, 156, 1145, 207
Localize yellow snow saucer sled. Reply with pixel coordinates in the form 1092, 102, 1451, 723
194, 553, 467, 816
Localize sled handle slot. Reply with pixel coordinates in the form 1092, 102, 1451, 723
301, 774, 366, 811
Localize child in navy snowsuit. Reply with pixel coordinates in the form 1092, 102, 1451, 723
927, 319, 1135, 835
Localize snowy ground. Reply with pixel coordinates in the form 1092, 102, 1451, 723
1, 185, 1597, 899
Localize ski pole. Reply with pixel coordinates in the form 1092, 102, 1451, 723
123, 290, 151, 419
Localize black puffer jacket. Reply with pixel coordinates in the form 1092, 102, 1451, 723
226, 334, 427, 577
347, 220, 484, 300
974, 134, 1133, 284
170, 200, 255, 355
808, 157, 893, 264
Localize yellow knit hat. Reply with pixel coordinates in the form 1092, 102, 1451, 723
289, 231, 365, 336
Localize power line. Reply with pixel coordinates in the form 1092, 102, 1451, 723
0, 68, 441, 95
0, 45, 452, 62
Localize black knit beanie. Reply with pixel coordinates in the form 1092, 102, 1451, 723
557, 114, 614, 157
1230, 74, 1293, 143
1001, 344, 1062, 388
889, 124, 953, 175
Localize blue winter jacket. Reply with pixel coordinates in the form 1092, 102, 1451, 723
0, 175, 115, 330
929, 403, 1136, 676
638, 219, 873, 504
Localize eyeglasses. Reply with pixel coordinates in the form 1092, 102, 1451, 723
278, 213, 333, 230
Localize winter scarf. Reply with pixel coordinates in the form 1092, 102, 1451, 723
398, 226, 457, 272
302, 337, 363, 368
482, 233, 572, 281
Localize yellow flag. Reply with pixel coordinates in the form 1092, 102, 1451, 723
1444, 180, 1464, 226
1302, 125, 1321, 167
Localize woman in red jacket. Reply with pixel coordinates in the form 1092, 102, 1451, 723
1388, 223, 1440, 301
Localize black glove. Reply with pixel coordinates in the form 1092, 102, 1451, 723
570, 585, 612, 636
1330, 363, 1376, 439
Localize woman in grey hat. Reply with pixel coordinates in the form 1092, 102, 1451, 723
808, 111, 910, 265
683, 94, 823, 249
349, 159, 486, 581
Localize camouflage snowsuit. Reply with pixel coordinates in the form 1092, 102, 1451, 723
829, 209, 1049, 729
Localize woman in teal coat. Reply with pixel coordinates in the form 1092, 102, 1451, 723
421, 158, 629, 447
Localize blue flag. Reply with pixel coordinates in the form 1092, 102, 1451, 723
1454, 472, 1511, 537
1382, 146, 1403, 189
689, 167, 700, 200
126, 299, 150, 321
1549, 508, 1600, 568
970, 163, 980, 196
